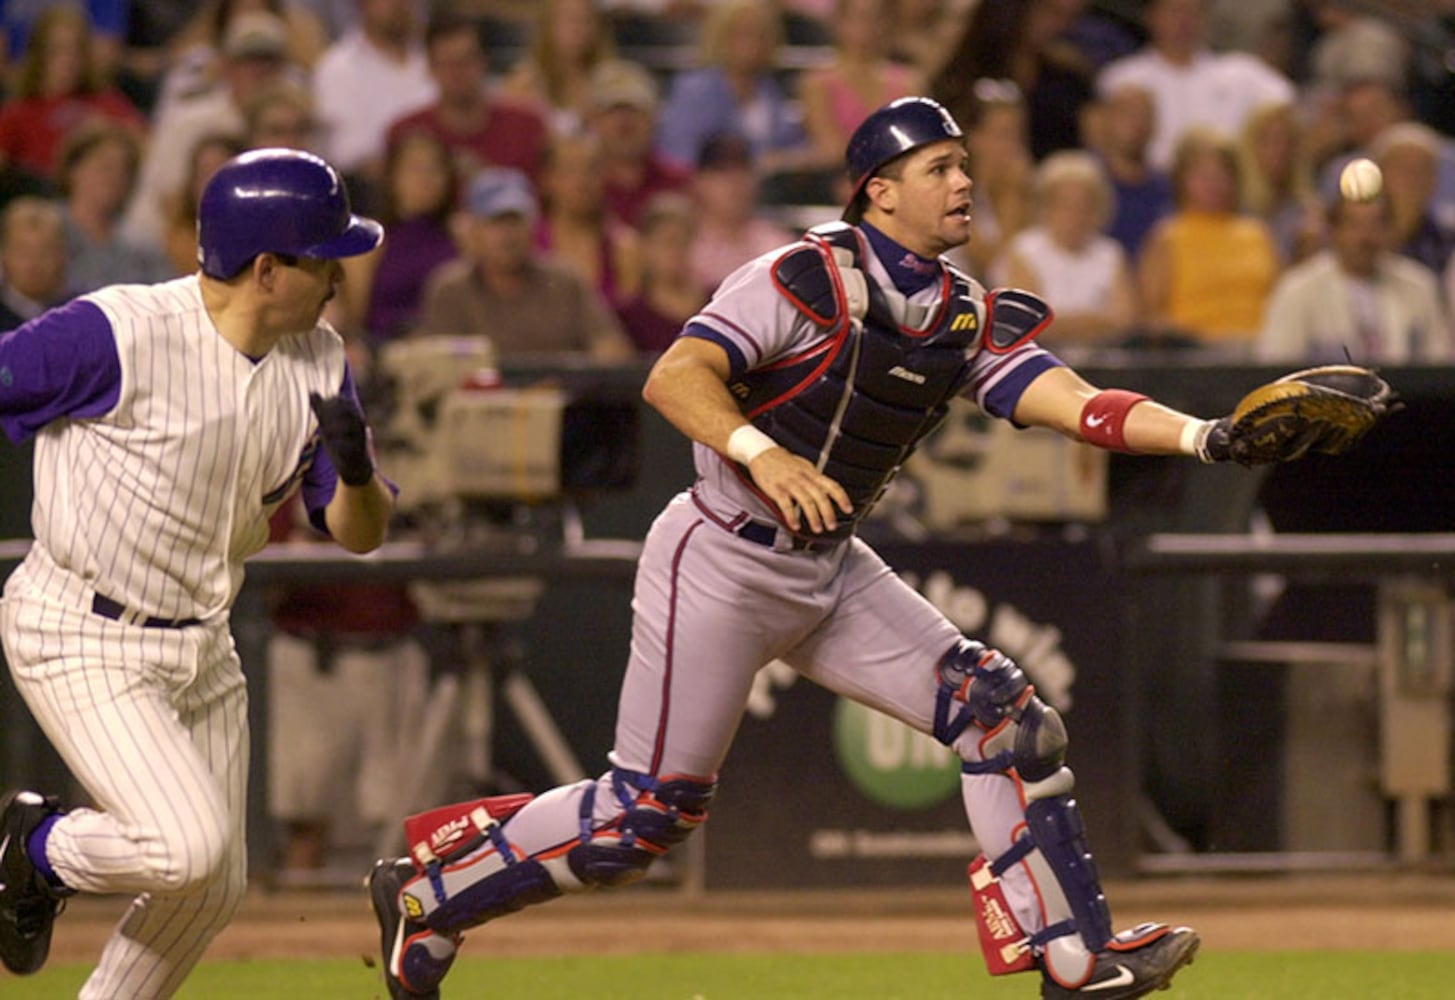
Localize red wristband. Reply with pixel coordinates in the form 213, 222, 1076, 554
1079, 389, 1149, 453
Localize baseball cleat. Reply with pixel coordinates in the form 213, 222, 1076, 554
1040, 922, 1199, 1000
368, 858, 459, 999
0, 790, 68, 975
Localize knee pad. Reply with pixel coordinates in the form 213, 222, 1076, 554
565, 769, 716, 888
934, 639, 1069, 793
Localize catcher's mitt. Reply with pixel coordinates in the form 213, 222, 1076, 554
1198, 364, 1395, 466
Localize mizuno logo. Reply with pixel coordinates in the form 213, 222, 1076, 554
1084, 964, 1135, 991
889, 365, 926, 384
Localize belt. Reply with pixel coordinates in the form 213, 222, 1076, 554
91, 594, 201, 629
735, 519, 841, 554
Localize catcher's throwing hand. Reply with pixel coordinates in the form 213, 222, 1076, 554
1195, 364, 1395, 466
748, 448, 853, 533
309, 392, 375, 486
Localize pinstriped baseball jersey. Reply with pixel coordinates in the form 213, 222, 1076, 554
0, 271, 369, 1000
11, 275, 347, 621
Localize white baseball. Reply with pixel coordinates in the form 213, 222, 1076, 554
1339, 157, 1383, 201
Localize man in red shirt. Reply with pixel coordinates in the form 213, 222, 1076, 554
585, 59, 691, 227
386, 12, 548, 189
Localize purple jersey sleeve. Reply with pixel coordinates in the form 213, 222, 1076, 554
972, 348, 1066, 421
0, 299, 122, 443
302, 363, 398, 534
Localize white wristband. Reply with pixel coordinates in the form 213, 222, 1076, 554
726, 424, 778, 465
1178, 418, 1210, 457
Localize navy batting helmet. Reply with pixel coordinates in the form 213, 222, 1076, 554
843, 97, 964, 223
197, 148, 383, 279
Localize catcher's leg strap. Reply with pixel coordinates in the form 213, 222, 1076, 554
561, 767, 716, 888
935, 639, 1114, 972
397, 770, 715, 936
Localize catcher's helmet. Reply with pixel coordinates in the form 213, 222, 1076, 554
197, 148, 383, 279
843, 96, 964, 223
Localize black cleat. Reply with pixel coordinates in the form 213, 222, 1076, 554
367, 858, 459, 999
1041, 923, 1200, 999
0, 790, 68, 976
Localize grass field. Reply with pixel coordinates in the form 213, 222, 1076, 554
5, 950, 1455, 999
10, 874, 1455, 998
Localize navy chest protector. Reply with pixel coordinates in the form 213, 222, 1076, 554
728, 223, 1052, 540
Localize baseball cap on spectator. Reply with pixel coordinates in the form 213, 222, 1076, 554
466, 167, 538, 219
697, 133, 754, 172
223, 11, 288, 60
589, 60, 659, 114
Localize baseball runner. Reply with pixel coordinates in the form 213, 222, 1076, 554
0, 149, 393, 998
365, 98, 1387, 1000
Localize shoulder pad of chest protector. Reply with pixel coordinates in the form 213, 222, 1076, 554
771, 221, 869, 330
772, 221, 870, 328
984, 287, 1054, 354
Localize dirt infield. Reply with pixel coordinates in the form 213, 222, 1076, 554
46, 872, 1455, 964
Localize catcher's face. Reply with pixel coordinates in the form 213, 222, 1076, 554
863, 140, 972, 258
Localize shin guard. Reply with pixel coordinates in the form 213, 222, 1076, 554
398, 793, 560, 937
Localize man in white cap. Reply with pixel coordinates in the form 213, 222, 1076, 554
121, 11, 296, 249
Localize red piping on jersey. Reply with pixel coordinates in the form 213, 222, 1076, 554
690, 489, 748, 533
750, 240, 854, 419
732, 469, 790, 534
653, 519, 705, 773
812, 226, 955, 340
724, 240, 858, 531
892, 267, 953, 339
753, 335, 837, 375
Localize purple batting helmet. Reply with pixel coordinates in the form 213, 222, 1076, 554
843, 97, 964, 223
197, 148, 383, 279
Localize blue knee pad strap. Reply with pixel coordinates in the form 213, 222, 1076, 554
566, 768, 716, 888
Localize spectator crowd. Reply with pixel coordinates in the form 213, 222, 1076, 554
1, 0, 1453, 364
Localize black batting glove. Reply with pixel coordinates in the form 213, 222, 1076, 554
309, 392, 375, 486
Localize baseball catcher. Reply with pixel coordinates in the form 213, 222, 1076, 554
1190, 364, 1394, 466
364, 97, 1398, 1000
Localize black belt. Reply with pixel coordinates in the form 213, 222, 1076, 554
735, 519, 841, 554
91, 594, 201, 629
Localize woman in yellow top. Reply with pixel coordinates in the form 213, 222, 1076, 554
1138, 127, 1282, 346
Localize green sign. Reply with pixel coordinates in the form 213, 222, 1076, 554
831, 698, 961, 809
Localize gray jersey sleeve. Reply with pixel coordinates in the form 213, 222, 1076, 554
685, 248, 830, 373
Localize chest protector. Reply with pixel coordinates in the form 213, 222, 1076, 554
728, 223, 988, 540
